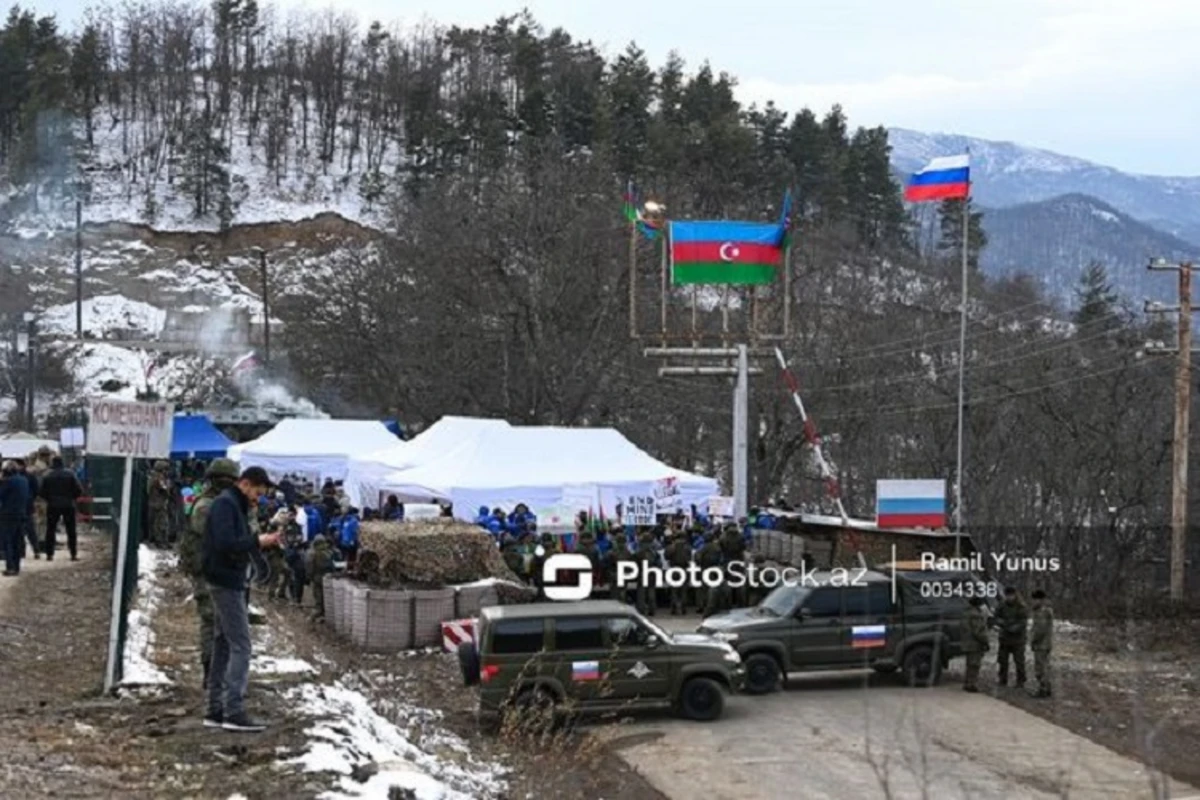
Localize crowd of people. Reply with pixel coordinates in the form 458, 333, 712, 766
0, 446, 85, 575
474, 503, 784, 617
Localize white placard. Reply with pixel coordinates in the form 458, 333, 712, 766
59, 427, 85, 448
653, 476, 681, 514
707, 496, 735, 517
619, 494, 656, 526
88, 398, 175, 459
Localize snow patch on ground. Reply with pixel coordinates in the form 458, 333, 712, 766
286, 682, 506, 800
39, 294, 166, 338
120, 546, 175, 688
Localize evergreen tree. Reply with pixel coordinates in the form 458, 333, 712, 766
70, 22, 106, 148
605, 43, 653, 178
1074, 261, 1119, 327
937, 198, 987, 270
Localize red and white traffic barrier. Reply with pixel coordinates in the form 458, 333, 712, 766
441, 618, 476, 652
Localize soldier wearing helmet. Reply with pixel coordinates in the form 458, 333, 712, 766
178, 458, 239, 689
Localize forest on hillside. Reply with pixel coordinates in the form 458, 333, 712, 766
0, 2, 1192, 604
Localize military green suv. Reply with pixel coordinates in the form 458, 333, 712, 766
698, 568, 985, 693
459, 600, 745, 722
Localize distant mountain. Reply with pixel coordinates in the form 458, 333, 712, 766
889, 128, 1200, 246
979, 194, 1197, 303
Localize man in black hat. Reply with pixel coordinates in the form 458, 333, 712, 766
202, 466, 281, 732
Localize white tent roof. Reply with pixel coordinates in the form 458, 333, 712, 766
227, 419, 398, 482
372, 425, 719, 520
344, 416, 510, 507
0, 434, 59, 459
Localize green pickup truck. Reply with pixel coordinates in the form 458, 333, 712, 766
697, 568, 989, 693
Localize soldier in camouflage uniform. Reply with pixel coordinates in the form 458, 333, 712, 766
306, 533, 336, 621
665, 532, 692, 615
28, 447, 52, 557
633, 531, 658, 616
1028, 589, 1053, 698
608, 535, 634, 605
147, 460, 174, 546
177, 458, 239, 690
960, 596, 990, 692
696, 532, 723, 615
720, 524, 747, 607
992, 586, 1029, 687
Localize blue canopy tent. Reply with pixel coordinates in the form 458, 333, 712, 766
170, 414, 234, 460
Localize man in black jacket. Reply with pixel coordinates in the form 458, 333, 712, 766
202, 466, 281, 732
40, 457, 83, 560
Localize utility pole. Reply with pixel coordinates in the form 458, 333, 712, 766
648, 347, 764, 517
733, 345, 749, 518
23, 312, 35, 430
75, 199, 83, 340
258, 249, 270, 364
1145, 258, 1193, 601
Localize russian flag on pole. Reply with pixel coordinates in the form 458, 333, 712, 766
904, 154, 970, 203
876, 479, 946, 529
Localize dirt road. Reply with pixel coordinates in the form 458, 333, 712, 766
597, 617, 1200, 800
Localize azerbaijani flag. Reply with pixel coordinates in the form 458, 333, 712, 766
851, 625, 887, 648
622, 182, 661, 240
904, 154, 970, 203
669, 220, 783, 285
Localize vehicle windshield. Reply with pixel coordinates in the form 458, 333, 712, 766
759, 584, 810, 617
634, 612, 674, 643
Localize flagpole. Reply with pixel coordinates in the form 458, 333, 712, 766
628, 181, 637, 340
954, 193, 968, 556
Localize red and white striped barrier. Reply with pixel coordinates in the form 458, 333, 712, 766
441, 618, 476, 652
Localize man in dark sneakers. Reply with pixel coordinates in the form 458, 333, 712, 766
202, 466, 281, 732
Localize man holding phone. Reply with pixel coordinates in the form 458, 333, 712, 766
201, 466, 282, 732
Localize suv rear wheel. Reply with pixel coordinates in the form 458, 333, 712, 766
457, 642, 480, 687
678, 677, 725, 721
505, 686, 558, 734
743, 653, 782, 694
903, 646, 942, 687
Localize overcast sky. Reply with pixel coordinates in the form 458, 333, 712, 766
35, 0, 1200, 175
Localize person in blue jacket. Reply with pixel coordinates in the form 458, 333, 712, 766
303, 498, 324, 542
474, 506, 490, 528
0, 461, 31, 575
339, 508, 361, 567
382, 495, 405, 522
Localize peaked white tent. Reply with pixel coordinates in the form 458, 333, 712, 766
226, 419, 399, 483
368, 425, 718, 522
344, 416, 511, 508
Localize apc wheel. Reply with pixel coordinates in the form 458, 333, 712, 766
679, 677, 726, 721
743, 653, 782, 694
903, 646, 942, 687
457, 642, 480, 687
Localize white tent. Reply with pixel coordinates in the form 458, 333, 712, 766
0, 434, 59, 459
369, 425, 718, 523
226, 419, 399, 483
344, 416, 510, 508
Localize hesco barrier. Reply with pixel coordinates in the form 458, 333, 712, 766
323, 575, 501, 652
751, 528, 831, 568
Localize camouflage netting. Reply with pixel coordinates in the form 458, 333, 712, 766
357, 518, 526, 590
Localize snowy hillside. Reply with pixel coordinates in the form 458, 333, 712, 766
980, 194, 1196, 302
4, 214, 381, 412
889, 128, 1200, 246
